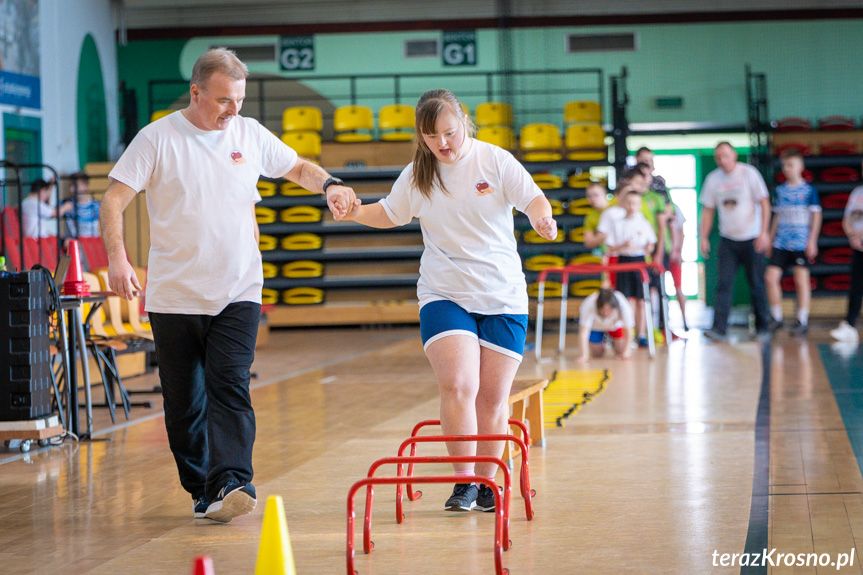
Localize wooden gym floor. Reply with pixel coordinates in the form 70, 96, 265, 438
2, 321, 863, 574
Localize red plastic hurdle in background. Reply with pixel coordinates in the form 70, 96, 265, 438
535, 262, 669, 360
347, 475, 508, 575
396, 433, 535, 521
405, 419, 534, 498
363, 455, 512, 553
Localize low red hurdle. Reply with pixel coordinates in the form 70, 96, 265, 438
347, 475, 508, 575
363, 455, 512, 553
404, 419, 534, 500
534, 261, 670, 360
396, 433, 534, 521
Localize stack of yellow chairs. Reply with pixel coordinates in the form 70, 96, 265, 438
563, 101, 606, 161
281, 106, 323, 196
475, 102, 515, 152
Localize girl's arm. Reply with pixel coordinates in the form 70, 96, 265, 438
342, 200, 398, 229
524, 195, 558, 241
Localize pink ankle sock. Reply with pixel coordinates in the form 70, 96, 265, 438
453, 468, 475, 478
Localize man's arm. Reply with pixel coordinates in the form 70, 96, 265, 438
754, 196, 772, 253
100, 179, 141, 300
700, 206, 715, 259
284, 158, 357, 221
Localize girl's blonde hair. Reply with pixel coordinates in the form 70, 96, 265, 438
410, 89, 476, 199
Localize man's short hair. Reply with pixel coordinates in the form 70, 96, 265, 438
190, 48, 249, 88
635, 146, 652, 157
71, 171, 90, 183
715, 141, 735, 152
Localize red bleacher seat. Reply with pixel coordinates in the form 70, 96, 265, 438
818, 116, 856, 131
821, 193, 850, 209
820, 167, 859, 182
775, 117, 812, 132
1, 206, 61, 271
821, 141, 857, 156
78, 237, 109, 270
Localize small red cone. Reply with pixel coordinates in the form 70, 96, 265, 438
191, 555, 215, 575
62, 239, 90, 297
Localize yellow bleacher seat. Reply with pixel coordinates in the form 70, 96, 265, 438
527, 281, 562, 298
568, 227, 586, 243
475, 102, 513, 127
569, 254, 602, 266
476, 126, 515, 151
257, 181, 277, 197
571, 279, 603, 297
255, 206, 278, 224
520, 123, 563, 162
565, 125, 607, 161
150, 110, 173, 123
523, 229, 564, 244
281, 260, 324, 278
281, 233, 323, 251
563, 101, 602, 125
280, 206, 321, 223
548, 199, 564, 216
567, 198, 593, 215
282, 106, 323, 132
334, 105, 374, 142
281, 181, 315, 196
262, 263, 278, 279
261, 288, 279, 305
567, 172, 592, 188
532, 173, 563, 189
524, 254, 565, 271
282, 287, 325, 305
280, 131, 322, 161
378, 104, 415, 141
259, 235, 278, 251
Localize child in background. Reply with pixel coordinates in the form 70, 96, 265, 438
830, 167, 863, 343
765, 149, 822, 335
62, 172, 101, 239
21, 178, 71, 238
582, 181, 610, 251
668, 203, 689, 331
576, 288, 634, 362
603, 191, 657, 347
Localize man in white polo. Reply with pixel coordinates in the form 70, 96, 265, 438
101, 48, 355, 523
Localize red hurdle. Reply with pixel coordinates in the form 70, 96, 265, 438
347, 475, 508, 575
363, 455, 512, 553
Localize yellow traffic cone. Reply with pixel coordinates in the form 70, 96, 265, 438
255, 495, 296, 575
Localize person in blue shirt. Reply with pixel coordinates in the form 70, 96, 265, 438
765, 149, 822, 335
62, 172, 101, 238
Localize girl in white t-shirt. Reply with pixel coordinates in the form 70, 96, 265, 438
576, 288, 635, 362
343, 89, 557, 513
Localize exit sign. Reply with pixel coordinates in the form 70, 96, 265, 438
653, 96, 684, 109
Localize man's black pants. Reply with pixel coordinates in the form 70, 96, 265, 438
149, 301, 260, 501
711, 237, 772, 334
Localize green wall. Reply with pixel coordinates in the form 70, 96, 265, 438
77, 34, 108, 166
117, 39, 187, 129
118, 19, 863, 131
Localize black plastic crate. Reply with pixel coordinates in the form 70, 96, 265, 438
0, 271, 54, 421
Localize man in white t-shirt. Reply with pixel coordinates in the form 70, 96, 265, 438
21, 178, 68, 238
100, 48, 356, 524
699, 142, 776, 342
830, 178, 863, 343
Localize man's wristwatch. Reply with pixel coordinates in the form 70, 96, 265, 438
322, 177, 344, 193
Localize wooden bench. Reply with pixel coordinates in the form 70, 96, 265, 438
503, 377, 548, 465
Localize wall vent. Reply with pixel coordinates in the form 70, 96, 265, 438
566, 33, 636, 53
404, 39, 439, 59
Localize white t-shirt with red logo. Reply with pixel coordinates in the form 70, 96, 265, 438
579, 290, 635, 332
380, 138, 543, 315
109, 111, 297, 315
700, 162, 769, 241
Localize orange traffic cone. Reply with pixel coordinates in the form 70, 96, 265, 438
191, 555, 215, 575
62, 239, 90, 297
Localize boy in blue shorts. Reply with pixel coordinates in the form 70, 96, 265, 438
575, 288, 634, 362
765, 149, 822, 335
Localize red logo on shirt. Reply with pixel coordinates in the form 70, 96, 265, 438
475, 179, 494, 196
230, 150, 246, 165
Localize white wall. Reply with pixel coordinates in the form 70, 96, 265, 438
40, 0, 119, 174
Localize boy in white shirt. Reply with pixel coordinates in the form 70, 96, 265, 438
604, 191, 656, 346
576, 288, 635, 362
